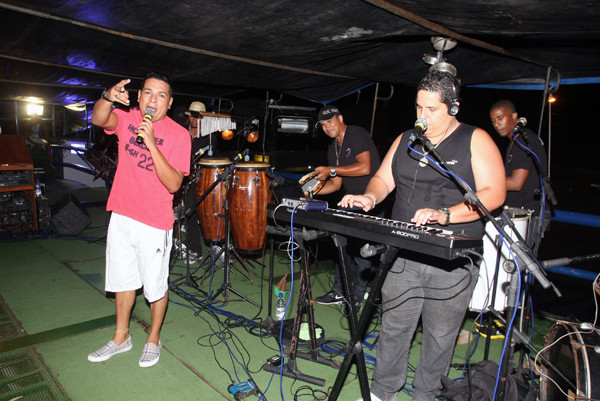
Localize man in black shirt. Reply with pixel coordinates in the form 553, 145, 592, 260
312, 105, 381, 312
490, 99, 551, 241
489, 99, 548, 214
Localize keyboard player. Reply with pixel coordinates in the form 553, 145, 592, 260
340, 71, 506, 401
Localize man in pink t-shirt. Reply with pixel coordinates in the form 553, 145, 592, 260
87, 73, 191, 368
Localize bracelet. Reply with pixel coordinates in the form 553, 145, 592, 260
364, 193, 377, 207
101, 89, 113, 103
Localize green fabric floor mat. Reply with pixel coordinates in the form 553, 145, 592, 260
0, 295, 70, 401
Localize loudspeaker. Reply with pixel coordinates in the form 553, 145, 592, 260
51, 193, 92, 235
448, 80, 460, 116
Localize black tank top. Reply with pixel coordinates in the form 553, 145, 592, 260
391, 123, 484, 239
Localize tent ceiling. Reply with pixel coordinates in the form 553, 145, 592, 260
1, 0, 599, 107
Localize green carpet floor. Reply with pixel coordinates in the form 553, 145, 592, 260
0, 180, 562, 401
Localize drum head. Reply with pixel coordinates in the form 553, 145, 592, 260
234, 162, 270, 170
199, 157, 231, 167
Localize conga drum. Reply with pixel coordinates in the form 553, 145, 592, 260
228, 162, 271, 254
540, 321, 600, 400
195, 157, 231, 243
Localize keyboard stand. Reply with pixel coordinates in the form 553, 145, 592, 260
262, 226, 339, 386
328, 240, 398, 401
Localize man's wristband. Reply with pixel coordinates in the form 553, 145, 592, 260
101, 89, 113, 103
364, 193, 377, 207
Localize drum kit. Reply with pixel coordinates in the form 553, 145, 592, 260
170, 153, 272, 307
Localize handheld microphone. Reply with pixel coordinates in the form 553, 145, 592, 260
136, 108, 155, 144
408, 118, 427, 146
195, 145, 211, 157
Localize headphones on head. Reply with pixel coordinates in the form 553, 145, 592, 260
448, 80, 460, 116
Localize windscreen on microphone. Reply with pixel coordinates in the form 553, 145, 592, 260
136, 108, 156, 144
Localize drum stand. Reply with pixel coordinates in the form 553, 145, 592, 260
194, 164, 260, 313
169, 175, 203, 289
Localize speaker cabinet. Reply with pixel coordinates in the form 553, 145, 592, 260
51, 193, 91, 235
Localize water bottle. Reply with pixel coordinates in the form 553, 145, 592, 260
275, 292, 286, 321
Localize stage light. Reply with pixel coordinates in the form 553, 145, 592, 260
221, 129, 234, 140
548, 94, 557, 103
221, 119, 260, 143
245, 124, 259, 143
27, 103, 44, 116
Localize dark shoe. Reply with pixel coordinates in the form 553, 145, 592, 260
343, 299, 362, 317
315, 290, 344, 305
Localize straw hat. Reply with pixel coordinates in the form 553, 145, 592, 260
185, 101, 206, 117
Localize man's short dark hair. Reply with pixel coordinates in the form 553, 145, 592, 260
143, 72, 173, 97
417, 71, 461, 108
490, 99, 516, 114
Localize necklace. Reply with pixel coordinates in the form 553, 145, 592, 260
418, 120, 459, 167
334, 136, 344, 166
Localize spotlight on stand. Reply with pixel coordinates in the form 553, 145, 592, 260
221, 119, 260, 143
423, 36, 458, 76
245, 120, 259, 143
221, 129, 235, 140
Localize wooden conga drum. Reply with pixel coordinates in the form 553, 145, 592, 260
195, 157, 230, 243
228, 162, 271, 254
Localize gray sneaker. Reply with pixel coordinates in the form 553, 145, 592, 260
139, 341, 162, 368
88, 336, 133, 362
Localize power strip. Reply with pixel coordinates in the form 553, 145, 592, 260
281, 197, 328, 211
228, 381, 257, 400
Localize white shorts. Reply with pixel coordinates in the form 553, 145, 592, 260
105, 213, 172, 303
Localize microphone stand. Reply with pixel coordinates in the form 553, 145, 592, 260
511, 133, 557, 252
415, 133, 561, 400
510, 132, 559, 378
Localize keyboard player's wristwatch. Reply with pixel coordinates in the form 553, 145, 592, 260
439, 208, 451, 226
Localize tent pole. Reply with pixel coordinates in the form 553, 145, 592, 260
369, 82, 379, 137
